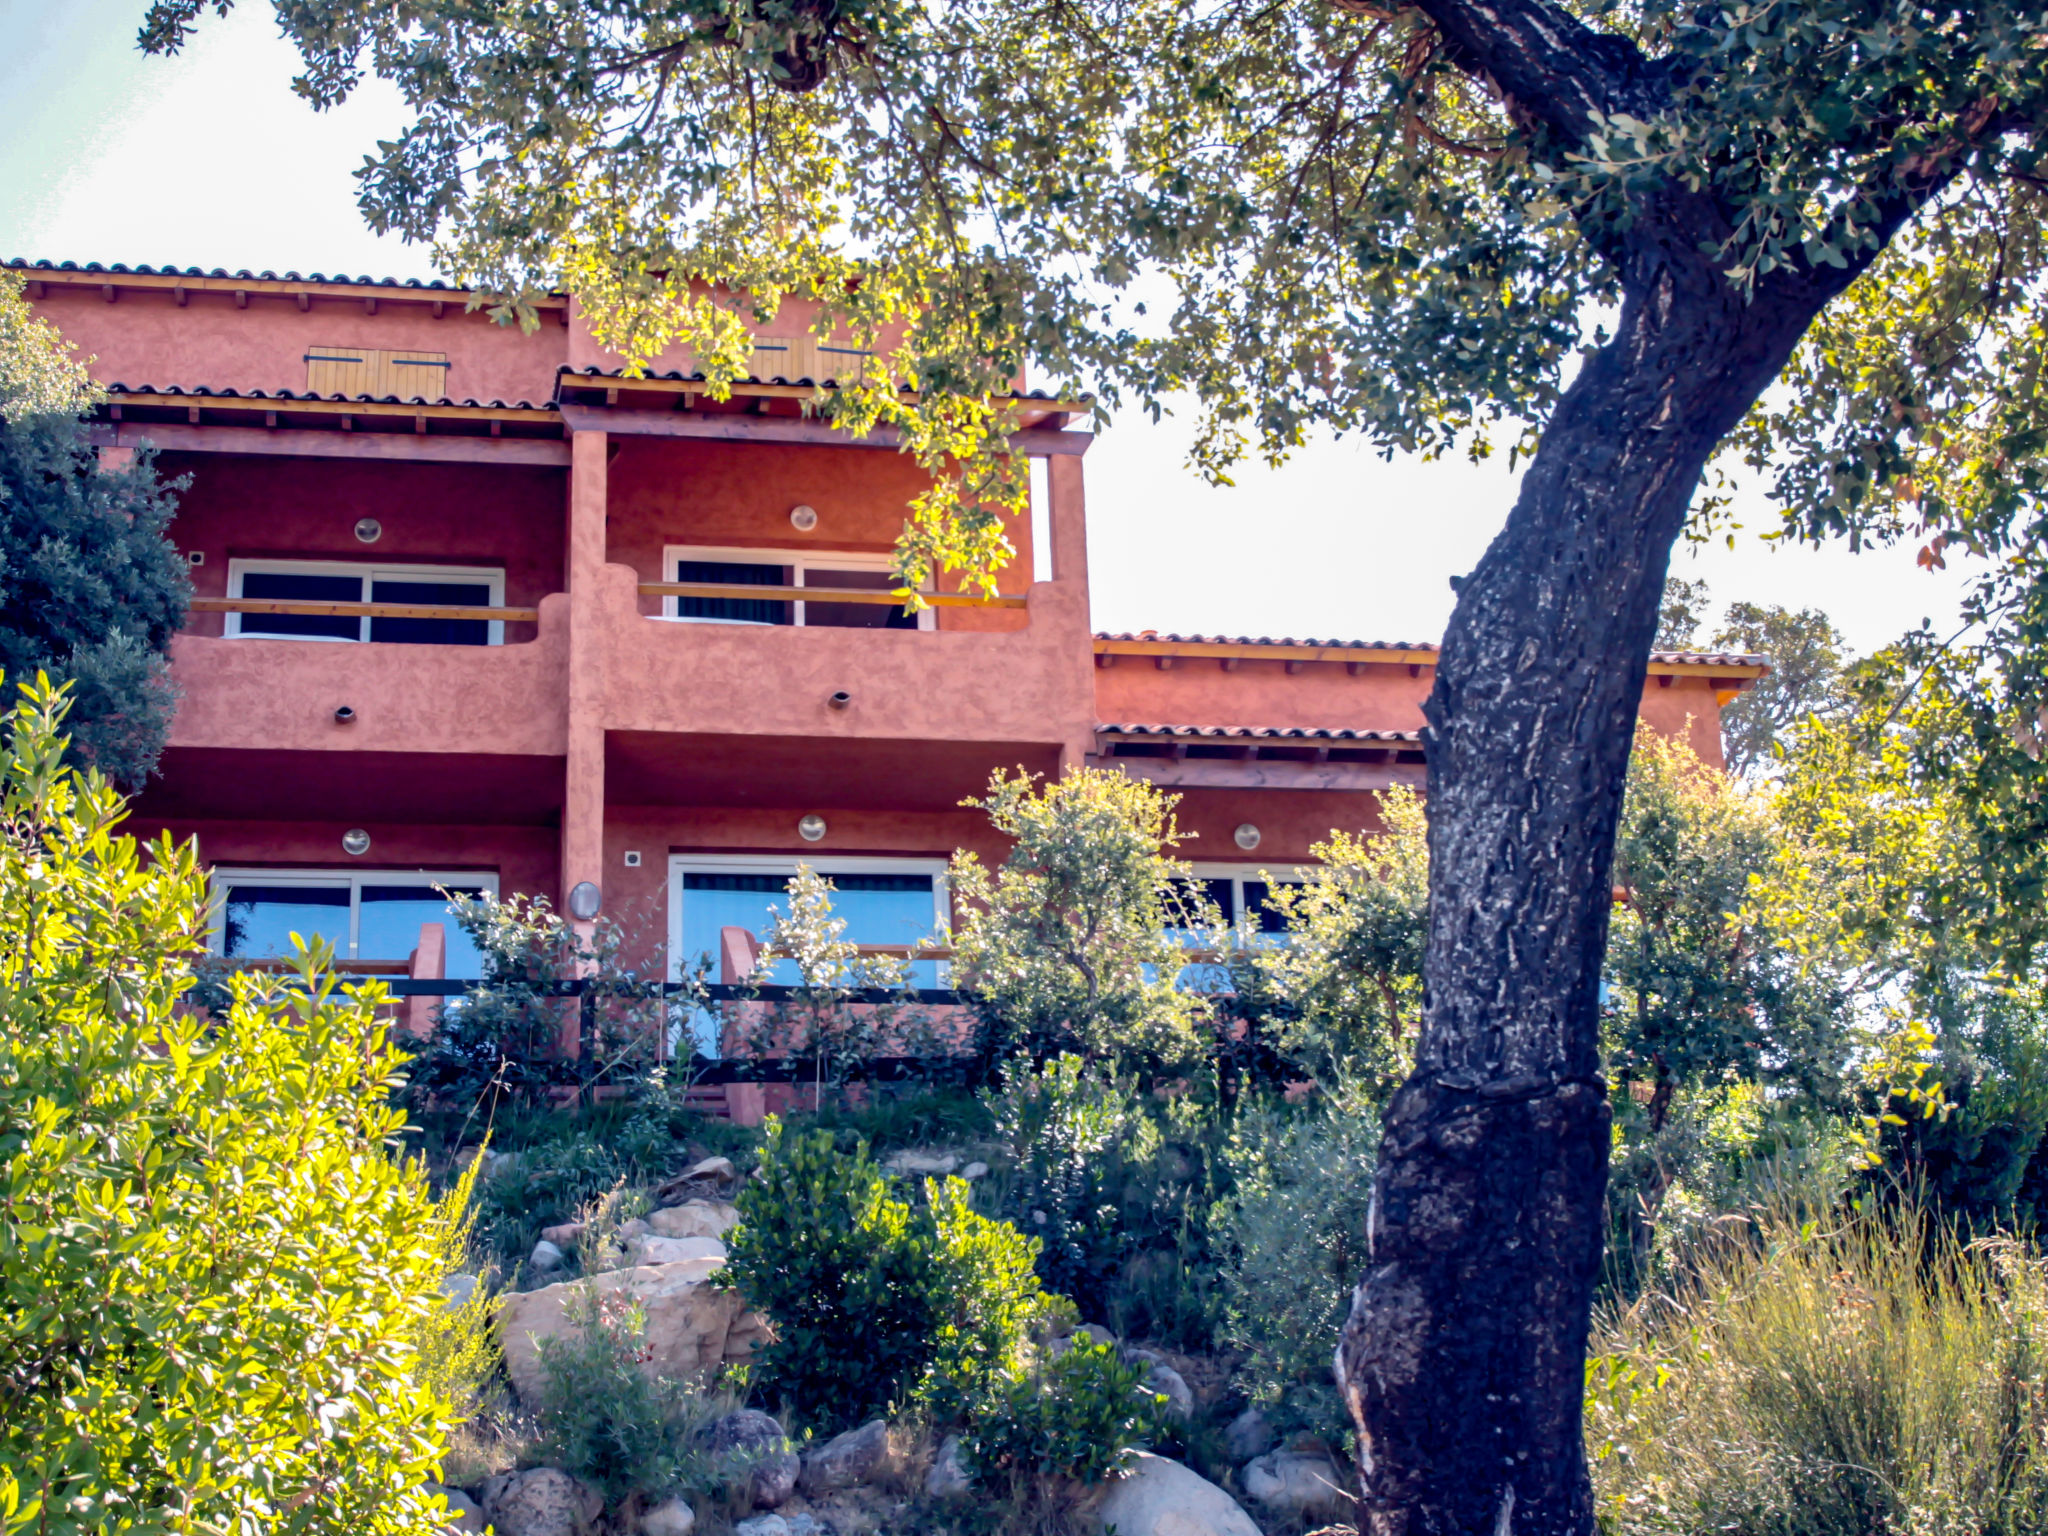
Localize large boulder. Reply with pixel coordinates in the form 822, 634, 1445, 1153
707, 1408, 801, 1509
478, 1469, 602, 1536
1221, 1408, 1275, 1464
1085, 1454, 1262, 1536
649, 1200, 740, 1240
1240, 1452, 1353, 1523
639, 1497, 696, 1536
924, 1434, 972, 1499
799, 1419, 892, 1495
626, 1234, 728, 1267
497, 1257, 768, 1403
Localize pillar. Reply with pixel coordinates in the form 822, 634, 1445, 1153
560, 429, 609, 1051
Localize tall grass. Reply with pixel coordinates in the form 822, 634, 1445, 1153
1587, 1199, 2048, 1536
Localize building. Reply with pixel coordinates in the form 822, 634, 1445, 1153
15, 258, 1765, 1060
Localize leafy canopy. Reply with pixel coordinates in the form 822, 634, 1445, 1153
135, 0, 2048, 609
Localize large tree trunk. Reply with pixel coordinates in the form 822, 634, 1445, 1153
1334, 204, 1827, 1535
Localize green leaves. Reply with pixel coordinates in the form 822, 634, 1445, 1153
0, 674, 458, 1533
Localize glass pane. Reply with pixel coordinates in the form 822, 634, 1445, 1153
1244, 881, 1300, 935
221, 882, 350, 960
238, 570, 362, 640
369, 579, 491, 646
359, 885, 488, 977
674, 560, 792, 625
801, 568, 918, 631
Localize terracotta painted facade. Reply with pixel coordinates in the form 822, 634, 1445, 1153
17, 259, 1765, 1037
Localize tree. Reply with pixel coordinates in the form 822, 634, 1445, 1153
0, 273, 190, 789
138, 1, 2048, 1527
1713, 601, 1852, 776
0, 675, 458, 1534
1654, 577, 1713, 650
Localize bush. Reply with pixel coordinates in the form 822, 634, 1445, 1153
0, 675, 455, 1534
725, 1120, 1049, 1430
1587, 1198, 2048, 1535
1216, 1079, 1380, 1444
964, 1338, 1163, 1486
532, 1289, 718, 1503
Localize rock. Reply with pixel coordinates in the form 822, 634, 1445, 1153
799, 1419, 891, 1495
961, 1161, 989, 1180
479, 1468, 602, 1536
882, 1150, 958, 1176
530, 1239, 566, 1274
1085, 1454, 1262, 1536
627, 1234, 728, 1266
423, 1483, 484, 1533
1222, 1407, 1276, 1464
1240, 1452, 1352, 1522
618, 1217, 651, 1240
707, 1408, 800, 1509
640, 1497, 696, 1536
540, 1221, 586, 1248
1137, 1362, 1193, 1419
925, 1434, 972, 1499
1078, 1323, 1117, 1348
734, 1517, 789, 1536
784, 1516, 832, 1536
440, 1273, 479, 1311
497, 1257, 769, 1403
649, 1200, 741, 1240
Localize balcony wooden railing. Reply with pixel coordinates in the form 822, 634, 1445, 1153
638, 583, 1027, 610
190, 597, 542, 623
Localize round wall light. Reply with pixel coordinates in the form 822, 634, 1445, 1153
341, 828, 372, 856
567, 881, 603, 920
798, 814, 828, 842
1234, 823, 1263, 851
789, 504, 819, 532
354, 517, 383, 544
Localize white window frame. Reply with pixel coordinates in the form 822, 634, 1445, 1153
666, 853, 951, 983
1182, 862, 1311, 936
207, 866, 500, 963
657, 544, 935, 631
225, 558, 507, 645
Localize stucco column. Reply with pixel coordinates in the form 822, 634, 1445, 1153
1047, 452, 1096, 776
560, 429, 609, 1051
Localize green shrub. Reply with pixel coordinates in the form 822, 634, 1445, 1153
725, 1120, 1049, 1430
963, 1339, 1163, 1486
1587, 1198, 2048, 1535
0, 675, 455, 1534
1216, 1079, 1380, 1444
533, 1290, 718, 1503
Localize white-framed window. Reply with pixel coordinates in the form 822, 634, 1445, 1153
657, 545, 933, 631
667, 854, 951, 1057
225, 558, 506, 645
1180, 864, 1306, 939
209, 867, 499, 977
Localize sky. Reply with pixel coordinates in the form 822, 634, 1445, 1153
2, 0, 1984, 656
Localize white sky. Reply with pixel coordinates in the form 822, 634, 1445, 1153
2, 0, 1983, 655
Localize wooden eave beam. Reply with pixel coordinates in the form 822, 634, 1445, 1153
556, 369, 1094, 419
102, 392, 557, 427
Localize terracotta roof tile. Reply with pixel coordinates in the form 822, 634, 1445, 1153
1094, 631, 1766, 668
556, 364, 1082, 402
1098, 723, 1424, 743
8, 257, 466, 291
103, 381, 555, 412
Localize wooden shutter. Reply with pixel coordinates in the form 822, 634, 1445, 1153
305, 347, 451, 398
748, 336, 869, 385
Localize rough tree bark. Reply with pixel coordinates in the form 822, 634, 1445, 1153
1331, 3, 1945, 1532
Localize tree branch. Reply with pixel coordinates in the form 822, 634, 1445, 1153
1403, 0, 1666, 140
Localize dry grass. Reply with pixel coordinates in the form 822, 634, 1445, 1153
1588, 1201, 2048, 1536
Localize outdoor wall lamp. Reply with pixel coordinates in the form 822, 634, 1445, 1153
1234, 823, 1262, 851
789, 504, 819, 532
567, 881, 603, 920
798, 814, 828, 842
341, 829, 372, 856
333, 705, 357, 724
828, 690, 852, 711
354, 517, 383, 543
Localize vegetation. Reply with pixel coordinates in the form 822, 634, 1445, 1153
964, 1339, 1163, 1488
0, 675, 455, 1534
0, 272, 189, 788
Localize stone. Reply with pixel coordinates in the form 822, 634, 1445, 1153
1078, 1323, 1117, 1348
497, 1256, 769, 1403
440, 1273, 479, 1311
734, 1517, 789, 1536
540, 1221, 586, 1248
1137, 1362, 1193, 1420
924, 1434, 972, 1499
882, 1150, 958, 1176
423, 1482, 484, 1533
1085, 1454, 1262, 1536
706, 1408, 800, 1509
627, 1234, 728, 1267
961, 1161, 989, 1180
639, 1497, 696, 1536
1240, 1452, 1352, 1523
1221, 1407, 1276, 1464
783, 1516, 832, 1536
479, 1468, 603, 1536
799, 1418, 891, 1495
618, 1217, 651, 1240
649, 1199, 741, 1240
529, 1239, 566, 1274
